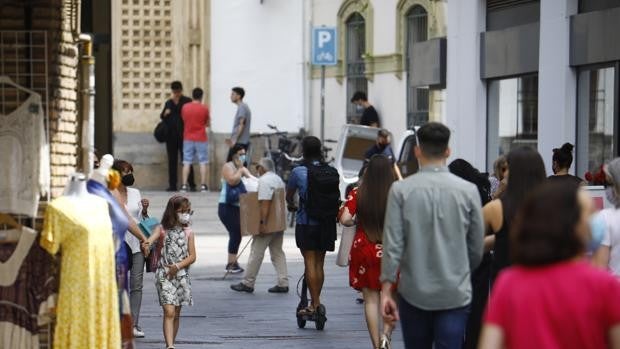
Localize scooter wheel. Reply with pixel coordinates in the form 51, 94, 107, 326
297, 316, 306, 329
315, 304, 326, 331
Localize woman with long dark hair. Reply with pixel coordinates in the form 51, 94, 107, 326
339, 155, 397, 349
483, 147, 547, 282
448, 159, 491, 349
479, 182, 620, 349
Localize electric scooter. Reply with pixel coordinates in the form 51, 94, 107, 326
295, 274, 327, 330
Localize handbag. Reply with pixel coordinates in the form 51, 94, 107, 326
225, 181, 247, 204
336, 224, 356, 267
139, 217, 160, 238
153, 121, 168, 143
146, 224, 163, 273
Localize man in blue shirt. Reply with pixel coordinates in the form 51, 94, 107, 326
365, 129, 403, 179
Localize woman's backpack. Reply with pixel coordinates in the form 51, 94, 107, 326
304, 162, 341, 221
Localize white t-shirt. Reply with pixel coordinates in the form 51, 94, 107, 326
124, 187, 143, 254
599, 207, 620, 277
258, 171, 285, 201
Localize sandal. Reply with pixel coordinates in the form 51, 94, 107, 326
297, 306, 315, 316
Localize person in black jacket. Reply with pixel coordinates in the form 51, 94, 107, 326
160, 81, 195, 191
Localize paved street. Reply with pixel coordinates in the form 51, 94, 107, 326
135, 191, 404, 349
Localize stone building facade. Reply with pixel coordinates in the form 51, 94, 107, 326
110, 0, 212, 189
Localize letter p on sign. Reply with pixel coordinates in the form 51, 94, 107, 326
318, 31, 331, 48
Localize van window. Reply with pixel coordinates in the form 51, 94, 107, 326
342, 136, 376, 173
398, 135, 419, 178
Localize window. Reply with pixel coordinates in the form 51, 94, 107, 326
578, 0, 620, 13
397, 133, 420, 178
405, 5, 428, 128
487, 74, 539, 163
486, 0, 540, 31
346, 12, 367, 124
577, 65, 618, 181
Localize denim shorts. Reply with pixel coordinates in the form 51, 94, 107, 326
183, 140, 208, 164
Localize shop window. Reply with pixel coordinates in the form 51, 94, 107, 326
346, 12, 367, 124
405, 5, 429, 128
577, 66, 618, 181
487, 74, 539, 163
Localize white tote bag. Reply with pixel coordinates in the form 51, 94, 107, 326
336, 225, 356, 267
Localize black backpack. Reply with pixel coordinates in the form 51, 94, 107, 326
304, 162, 341, 221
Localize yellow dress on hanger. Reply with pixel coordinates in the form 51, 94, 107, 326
40, 195, 120, 349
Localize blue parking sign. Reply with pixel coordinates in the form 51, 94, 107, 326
312, 27, 337, 66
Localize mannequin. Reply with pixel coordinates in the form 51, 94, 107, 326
63, 173, 91, 199
91, 154, 114, 185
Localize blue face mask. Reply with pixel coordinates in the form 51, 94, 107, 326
588, 213, 606, 253
238, 154, 247, 164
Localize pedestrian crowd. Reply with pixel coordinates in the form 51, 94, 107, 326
136, 83, 620, 349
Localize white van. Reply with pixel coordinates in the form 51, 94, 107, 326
333, 124, 420, 199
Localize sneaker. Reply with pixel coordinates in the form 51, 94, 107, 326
226, 262, 244, 274
133, 326, 145, 338
179, 184, 188, 193
200, 184, 208, 192
165, 187, 177, 192
268, 285, 289, 293
230, 282, 254, 293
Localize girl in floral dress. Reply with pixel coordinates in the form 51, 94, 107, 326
145, 195, 196, 349
338, 155, 397, 349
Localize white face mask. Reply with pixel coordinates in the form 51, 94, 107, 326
178, 213, 191, 225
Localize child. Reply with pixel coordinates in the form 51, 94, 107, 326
145, 195, 196, 349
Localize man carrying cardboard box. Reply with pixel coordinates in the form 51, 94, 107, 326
231, 158, 289, 293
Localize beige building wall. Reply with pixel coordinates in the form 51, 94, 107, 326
111, 0, 211, 189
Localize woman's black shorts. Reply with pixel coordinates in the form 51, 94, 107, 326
295, 223, 336, 252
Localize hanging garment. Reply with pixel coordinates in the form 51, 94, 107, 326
0, 227, 58, 349
0, 93, 50, 217
40, 195, 120, 349
86, 180, 134, 348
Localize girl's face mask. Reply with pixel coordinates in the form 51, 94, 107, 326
178, 213, 191, 225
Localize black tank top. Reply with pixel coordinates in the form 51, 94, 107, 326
491, 198, 510, 281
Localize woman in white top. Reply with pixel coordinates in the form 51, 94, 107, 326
594, 158, 620, 277
112, 160, 150, 338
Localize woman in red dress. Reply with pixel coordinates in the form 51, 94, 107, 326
339, 154, 397, 349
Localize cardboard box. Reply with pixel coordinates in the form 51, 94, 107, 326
240, 188, 287, 235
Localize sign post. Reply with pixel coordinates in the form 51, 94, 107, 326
312, 27, 337, 143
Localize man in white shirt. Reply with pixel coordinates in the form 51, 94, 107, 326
231, 158, 289, 293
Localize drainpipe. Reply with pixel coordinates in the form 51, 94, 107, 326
79, 34, 95, 176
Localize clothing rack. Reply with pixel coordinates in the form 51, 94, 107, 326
0, 30, 50, 150
0, 31, 54, 348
